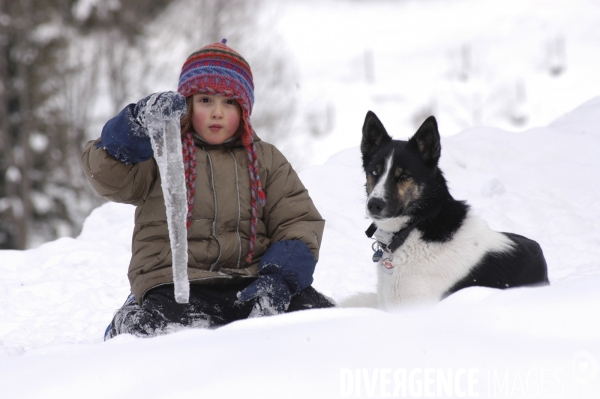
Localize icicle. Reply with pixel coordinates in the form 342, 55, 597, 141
146, 113, 190, 304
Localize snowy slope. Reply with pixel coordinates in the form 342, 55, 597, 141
1, 96, 599, 398
276, 0, 600, 169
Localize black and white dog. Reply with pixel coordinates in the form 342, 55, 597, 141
361, 111, 548, 309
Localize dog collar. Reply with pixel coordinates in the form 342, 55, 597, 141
365, 205, 443, 255
365, 220, 420, 254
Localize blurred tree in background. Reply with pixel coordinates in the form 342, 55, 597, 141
0, 0, 176, 250
0, 0, 80, 250
0, 0, 296, 249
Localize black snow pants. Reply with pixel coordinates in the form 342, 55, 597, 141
105, 282, 335, 339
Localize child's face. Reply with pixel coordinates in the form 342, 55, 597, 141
191, 93, 241, 145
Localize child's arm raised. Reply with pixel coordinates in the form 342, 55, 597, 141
81, 92, 186, 206
81, 136, 156, 206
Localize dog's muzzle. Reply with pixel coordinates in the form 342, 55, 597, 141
367, 197, 386, 217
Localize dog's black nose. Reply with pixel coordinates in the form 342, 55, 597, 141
367, 198, 386, 215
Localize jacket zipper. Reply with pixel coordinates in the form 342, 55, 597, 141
229, 150, 242, 269
203, 148, 222, 271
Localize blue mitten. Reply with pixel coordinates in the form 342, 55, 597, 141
97, 91, 187, 164
237, 240, 317, 316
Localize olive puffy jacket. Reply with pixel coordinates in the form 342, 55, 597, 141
81, 133, 324, 305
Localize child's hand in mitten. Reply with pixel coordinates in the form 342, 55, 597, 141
98, 92, 187, 164
237, 240, 317, 316
134, 91, 187, 127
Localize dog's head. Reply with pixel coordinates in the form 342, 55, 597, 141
361, 111, 444, 230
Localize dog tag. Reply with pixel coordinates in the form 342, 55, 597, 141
372, 249, 383, 262
381, 253, 394, 274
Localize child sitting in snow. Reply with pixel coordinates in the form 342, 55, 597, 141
81, 40, 334, 340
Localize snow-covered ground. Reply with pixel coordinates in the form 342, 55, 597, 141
2, 1, 600, 397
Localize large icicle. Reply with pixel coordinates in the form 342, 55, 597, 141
146, 113, 190, 304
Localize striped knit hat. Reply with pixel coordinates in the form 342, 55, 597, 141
178, 39, 266, 264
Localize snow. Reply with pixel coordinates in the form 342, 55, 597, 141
277, 0, 600, 169
2, 0, 600, 397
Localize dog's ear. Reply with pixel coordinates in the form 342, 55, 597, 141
361, 111, 392, 166
409, 116, 441, 167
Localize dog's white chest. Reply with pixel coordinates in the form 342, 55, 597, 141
375, 213, 514, 309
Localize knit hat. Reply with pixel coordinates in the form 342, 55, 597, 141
178, 39, 265, 264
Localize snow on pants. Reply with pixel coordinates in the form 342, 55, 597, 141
106, 282, 335, 339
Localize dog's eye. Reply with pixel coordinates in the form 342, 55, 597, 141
396, 173, 409, 181
371, 170, 378, 177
